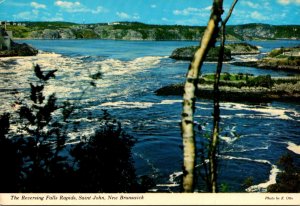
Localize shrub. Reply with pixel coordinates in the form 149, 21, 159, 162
246, 75, 274, 88
268, 48, 284, 57
223, 72, 231, 81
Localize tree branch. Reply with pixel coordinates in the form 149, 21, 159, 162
209, 0, 239, 193
181, 0, 223, 193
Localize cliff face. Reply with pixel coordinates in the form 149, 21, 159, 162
228, 24, 300, 40
9, 22, 300, 40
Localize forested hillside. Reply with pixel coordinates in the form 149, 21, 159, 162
6, 21, 300, 40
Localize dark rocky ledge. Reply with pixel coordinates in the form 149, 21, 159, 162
170, 43, 260, 61
170, 46, 232, 61
155, 83, 300, 102
0, 41, 38, 57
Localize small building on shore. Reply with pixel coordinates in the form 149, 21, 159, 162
0, 22, 12, 51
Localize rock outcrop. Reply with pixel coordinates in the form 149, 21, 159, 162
169, 43, 259, 61
155, 81, 300, 102
225, 43, 260, 55
231, 46, 300, 72
0, 41, 38, 57
170, 46, 232, 61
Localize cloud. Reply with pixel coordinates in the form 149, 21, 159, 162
91, 6, 108, 14
0, 0, 6, 4
151, 4, 157, 8
55, 1, 81, 9
175, 18, 204, 26
54, 1, 108, 14
204, 6, 212, 10
116, 12, 130, 19
116, 12, 140, 20
5, 2, 28, 7
40, 12, 64, 21
32, 9, 39, 15
250, 11, 269, 20
42, 16, 64, 21
13, 11, 32, 20
13, 10, 39, 20
173, 7, 210, 17
242, 1, 259, 9
277, 0, 300, 5
31, 2, 46, 9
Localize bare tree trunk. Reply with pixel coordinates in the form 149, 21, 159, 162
181, 0, 224, 193
209, 0, 239, 193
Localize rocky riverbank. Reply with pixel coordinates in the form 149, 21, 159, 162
170, 46, 232, 61
155, 83, 300, 102
155, 75, 300, 102
0, 41, 38, 57
232, 46, 300, 73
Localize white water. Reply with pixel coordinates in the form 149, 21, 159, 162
1, 39, 300, 193
287, 142, 300, 155
220, 155, 280, 193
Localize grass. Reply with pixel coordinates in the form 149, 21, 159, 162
200, 73, 300, 89
202, 73, 253, 82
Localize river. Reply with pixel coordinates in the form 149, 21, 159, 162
0, 39, 299, 192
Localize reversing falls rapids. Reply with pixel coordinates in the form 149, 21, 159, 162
0, 39, 300, 192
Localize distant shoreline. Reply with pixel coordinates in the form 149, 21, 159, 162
6, 22, 300, 41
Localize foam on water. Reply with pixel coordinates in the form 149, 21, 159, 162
231, 54, 259, 62
220, 155, 280, 193
287, 142, 300, 155
246, 165, 280, 193
220, 135, 239, 144
100, 99, 183, 109
0, 52, 167, 112
160, 100, 182, 105
221, 102, 299, 121
225, 146, 271, 153
100, 101, 155, 109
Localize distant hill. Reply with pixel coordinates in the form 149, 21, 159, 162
6, 21, 300, 41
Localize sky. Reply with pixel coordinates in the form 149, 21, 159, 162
0, 0, 299, 26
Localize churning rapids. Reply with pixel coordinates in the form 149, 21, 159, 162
0, 40, 300, 192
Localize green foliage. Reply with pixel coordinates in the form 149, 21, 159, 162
7, 22, 300, 40
268, 48, 284, 57
268, 154, 300, 192
274, 25, 300, 39
71, 115, 139, 192
223, 72, 231, 81
0, 113, 22, 192
73, 29, 98, 39
246, 75, 273, 88
241, 176, 254, 190
25, 21, 78, 29
6, 25, 31, 38
220, 183, 230, 192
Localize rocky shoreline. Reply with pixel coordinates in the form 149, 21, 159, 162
155, 83, 300, 102
170, 43, 260, 61
231, 61, 300, 72
0, 41, 38, 57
